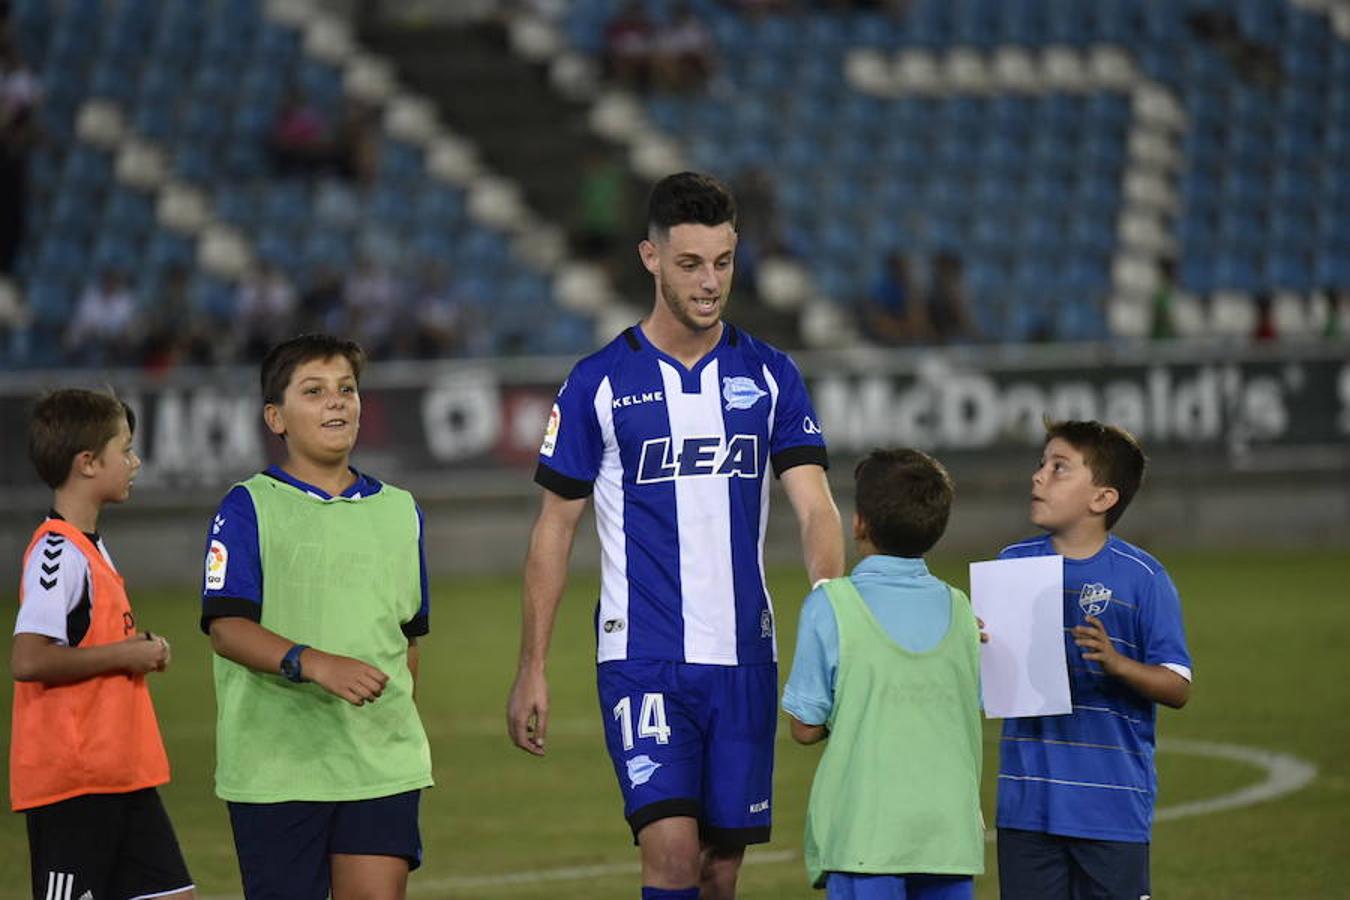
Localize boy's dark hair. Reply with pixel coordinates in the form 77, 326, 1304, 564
260, 334, 365, 406
29, 389, 136, 490
1045, 419, 1147, 529
647, 171, 736, 240
854, 448, 954, 558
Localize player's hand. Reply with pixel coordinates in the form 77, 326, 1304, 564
977, 617, 990, 644
1073, 615, 1123, 674
121, 632, 170, 674
303, 649, 389, 706
507, 668, 549, 756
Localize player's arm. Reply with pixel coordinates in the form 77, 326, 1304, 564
11, 631, 169, 684
1072, 615, 1191, 708
208, 616, 388, 707
789, 717, 828, 745
407, 637, 419, 697
780, 463, 844, 585
507, 488, 589, 756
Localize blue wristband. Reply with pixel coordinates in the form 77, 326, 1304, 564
280, 643, 310, 683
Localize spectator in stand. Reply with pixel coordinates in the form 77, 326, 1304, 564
604, 1, 655, 89
653, 2, 717, 92
0, 32, 41, 275
1149, 257, 1178, 340
298, 266, 345, 333
411, 262, 478, 359
335, 96, 381, 188
65, 269, 139, 365
928, 251, 980, 343
861, 252, 932, 346
139, 264, 213, 372
1251, 291, 1277, 342
268, 87, 331, 178
343, 257, 403, 359
575, 148, 627, 269
237, 261, 298, 361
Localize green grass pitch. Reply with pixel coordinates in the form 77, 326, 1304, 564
0, 550, 1345, 898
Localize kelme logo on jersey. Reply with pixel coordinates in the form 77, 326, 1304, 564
626, 754, 662, 788
636, 435, 760, 483
722, 376, 767, 411
1079, 582, 1112, 616
205, 540, 228, 591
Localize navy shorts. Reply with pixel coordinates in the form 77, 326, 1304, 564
998, 827, 1150, 900
597, 660, 777, 846
824, 873, 975, 900
227, 790, 422, 900
25, 787, 193, 900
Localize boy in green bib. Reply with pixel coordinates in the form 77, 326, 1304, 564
200, 335, 433, 899
783, 448, 984, 900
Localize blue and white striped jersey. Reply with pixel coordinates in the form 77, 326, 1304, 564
536, 324, 828, 666
996, 533, 1193, 843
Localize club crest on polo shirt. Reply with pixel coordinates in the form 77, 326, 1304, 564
1079, 582, 1112, 617
722, 376, 766, 411
626, 754, 662, 788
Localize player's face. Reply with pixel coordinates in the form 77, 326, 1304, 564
91, 415, 139, 503
643, 222, 736, 334
1030, 437, 1104, 532
266, 356, 361, 465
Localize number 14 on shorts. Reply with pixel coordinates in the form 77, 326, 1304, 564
613, 693, 672, 750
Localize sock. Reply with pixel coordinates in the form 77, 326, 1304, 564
641, 888, 699, 900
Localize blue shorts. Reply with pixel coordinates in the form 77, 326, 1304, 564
997, 828, 1149, 900
825, 873, 975, 900
227, 790, 421, 900
597, 660, 777, 846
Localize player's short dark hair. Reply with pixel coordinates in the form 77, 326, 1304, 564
1044, 419, 1146, 529
647, 171, 736, 240
28, 389, 136, 490
260, 334, 365, 406
854, 448, 954, 558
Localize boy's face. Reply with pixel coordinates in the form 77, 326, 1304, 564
1030, 437, 1117, 533
264, 355, 360, 465
89, 414, 140, 503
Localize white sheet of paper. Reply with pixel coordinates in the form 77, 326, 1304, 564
971, 555, 1072, 719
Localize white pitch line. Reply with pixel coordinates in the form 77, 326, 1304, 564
198, 738, 1317, 899
1153, 737, 1318, 821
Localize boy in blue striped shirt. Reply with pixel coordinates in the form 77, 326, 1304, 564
996, 420, 1192, 900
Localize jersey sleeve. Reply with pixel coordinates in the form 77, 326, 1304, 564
534, 370, 604, 499
1139, 567, 1193, 677
14, 531, 88, 644
766, 352, 828, 477
781, 586, 839, 726
200, 486, 264, 633
403, 503, 430, 638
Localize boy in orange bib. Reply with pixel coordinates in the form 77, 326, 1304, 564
10, 389, 195, 900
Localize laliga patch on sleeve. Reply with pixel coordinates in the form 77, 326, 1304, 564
540, 403, 561, 457
205, 540, 228, 591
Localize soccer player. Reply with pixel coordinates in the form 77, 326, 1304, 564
784, 449, 984, 899
201, 334, 433, 900
11, 389, 195, 900
507, 171, 844, 900
996, 420, 1192, 900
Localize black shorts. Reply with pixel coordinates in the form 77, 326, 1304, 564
25, 787, 193, 900
227, 789, 422, 900
997, 827, 1150, 900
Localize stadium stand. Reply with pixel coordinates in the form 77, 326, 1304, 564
553, 0, 1350, 344
4, 0, 1348, 364
4, 0, 596, 368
